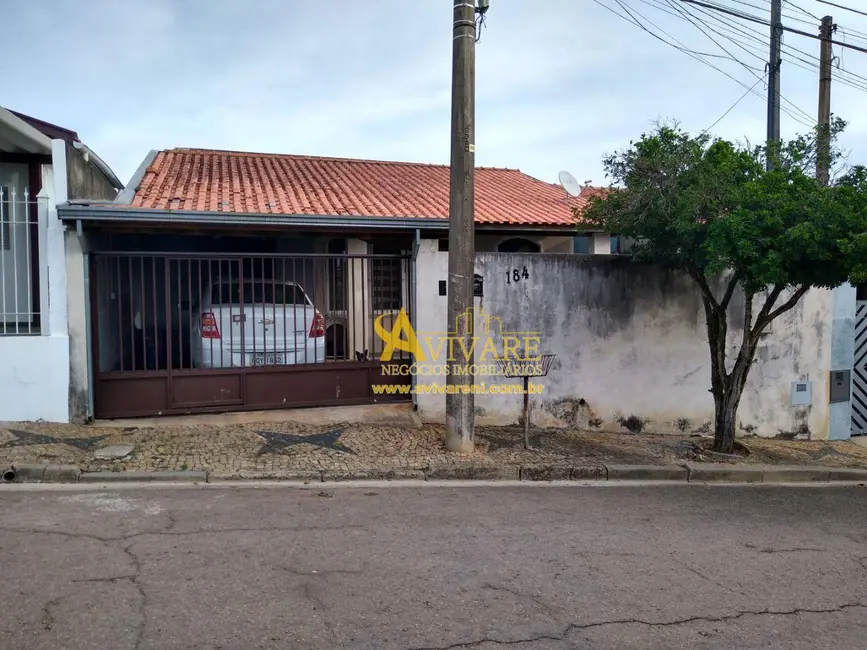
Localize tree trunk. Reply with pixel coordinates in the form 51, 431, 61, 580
712, 390, 740, 454
711, 349, 753, 454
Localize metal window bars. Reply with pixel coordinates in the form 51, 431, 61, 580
0, 187, 41, 335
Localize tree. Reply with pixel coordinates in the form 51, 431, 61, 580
581, 122, 867, 453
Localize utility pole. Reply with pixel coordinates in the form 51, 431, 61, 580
445, 0, 479, 453
767, 0, 782, 170
817, 15, 834, 186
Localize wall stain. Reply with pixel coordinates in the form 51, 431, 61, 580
618, 415, 645, 434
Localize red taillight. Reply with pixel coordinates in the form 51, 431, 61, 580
309, 311, 325, 338
201, 312, 221, 339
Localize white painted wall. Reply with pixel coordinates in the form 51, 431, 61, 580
413, 241, 834, 439
0, 140, 71, 423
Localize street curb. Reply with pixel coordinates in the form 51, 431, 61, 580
684, 463, 764, 483
828, 468, 867, 482
79, 470, 207, 483
605, 464, 689, 481
11, 463, 47, 483
322, 469, 427, 482
2, 463, 866, 485
758, 466, 830, 483
520, 465, 572, 481
425, 466, 521, 481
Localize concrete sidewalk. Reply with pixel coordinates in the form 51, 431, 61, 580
3, 410, 867, 484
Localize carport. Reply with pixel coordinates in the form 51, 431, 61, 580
62, 220, 415, 419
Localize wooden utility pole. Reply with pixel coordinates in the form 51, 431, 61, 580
445, 0, 477, 453
817, 15, 834, 186
767, 0, 782, 170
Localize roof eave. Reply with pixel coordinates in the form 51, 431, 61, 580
0, 107, 53, 154
56, 205, 588, 233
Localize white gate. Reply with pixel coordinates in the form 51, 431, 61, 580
852, 300, 867, 435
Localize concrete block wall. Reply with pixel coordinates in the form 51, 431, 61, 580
413, 240, 835, 439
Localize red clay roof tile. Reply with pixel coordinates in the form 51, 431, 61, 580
130, 149, 596, 226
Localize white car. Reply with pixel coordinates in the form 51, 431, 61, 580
191, 279, 326, 369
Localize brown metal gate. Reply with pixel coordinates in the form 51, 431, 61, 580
90, 251, 412, 419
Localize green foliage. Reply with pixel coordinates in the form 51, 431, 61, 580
581, 120, 867, 296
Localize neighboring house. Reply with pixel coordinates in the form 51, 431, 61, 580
57, 148, 610, 421
0, 106, 123, 423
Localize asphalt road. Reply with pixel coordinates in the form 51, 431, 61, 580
0, 482, 865, 650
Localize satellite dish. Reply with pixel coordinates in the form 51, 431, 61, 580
558, 171, 582, 197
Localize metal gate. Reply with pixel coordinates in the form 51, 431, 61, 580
90, 252, 412, 419
852, 300, 867, 435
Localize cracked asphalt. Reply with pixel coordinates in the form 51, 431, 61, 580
0, 484, 865, 649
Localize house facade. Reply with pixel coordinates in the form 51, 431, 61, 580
57, 148, 604, 422
19, 143, 854, 442
0, 107, 122, 423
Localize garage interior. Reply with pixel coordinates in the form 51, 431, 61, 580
87, 229, 413, 419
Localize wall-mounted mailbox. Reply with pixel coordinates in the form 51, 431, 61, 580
830, 370, 851, 403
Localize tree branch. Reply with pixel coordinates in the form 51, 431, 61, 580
760, 285, 811, 329
691, 271, 724, 316
752, 284, 784, 334
720, 272, 741, 312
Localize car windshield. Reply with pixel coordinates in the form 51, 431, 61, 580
210, 281, 310, 306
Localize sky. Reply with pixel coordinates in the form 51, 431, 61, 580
4, 0, 867, 189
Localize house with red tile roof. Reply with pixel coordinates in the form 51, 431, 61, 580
57, 148, 612, 420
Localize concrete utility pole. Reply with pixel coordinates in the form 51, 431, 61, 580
446, 0, 478, 453
767, 0, 782, 170
817, 15, 834, 186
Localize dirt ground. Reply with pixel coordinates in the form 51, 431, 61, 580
2, 419, 867, 477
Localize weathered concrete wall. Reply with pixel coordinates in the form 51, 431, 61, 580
65, 143, 118, 201
414, 241, 833, 438
66, 230, 88, 422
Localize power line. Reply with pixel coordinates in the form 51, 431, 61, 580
672, 0, 867, 92
815, 0, 867, 19
783, 0, 820, 21
703, 73, 769, 131
678, 0, 867, 55
594, 0, 752, 61
592, 0, 773, 107
665, 0, 816, 124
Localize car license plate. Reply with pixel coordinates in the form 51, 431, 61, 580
252, 354, 285, 366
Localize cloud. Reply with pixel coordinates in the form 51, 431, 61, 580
3, 0, 866, 188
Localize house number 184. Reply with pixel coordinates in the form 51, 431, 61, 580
506, 266, 530, 284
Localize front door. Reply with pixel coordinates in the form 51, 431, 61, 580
0, 163, 32, 331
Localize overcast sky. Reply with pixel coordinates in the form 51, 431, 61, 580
6, 0, 867, 188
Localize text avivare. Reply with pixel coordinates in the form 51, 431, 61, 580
373, 309, 541, 363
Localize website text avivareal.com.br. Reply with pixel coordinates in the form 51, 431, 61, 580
370, 308, 548, 396
372, 382, 545, 396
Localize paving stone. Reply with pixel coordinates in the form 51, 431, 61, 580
93, 444, 135, 460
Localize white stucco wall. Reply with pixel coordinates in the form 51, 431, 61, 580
0, 141, 71, 423
413, 241, 833, 439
